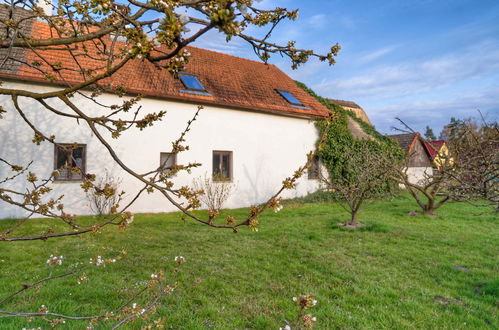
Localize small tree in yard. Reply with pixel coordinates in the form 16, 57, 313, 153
391, 115, 498, 216
445, 116, 498, 211
192, 173, 235, 223
320, 141, 395, 227
391, 159, 450, 216
309, 96, 401, 228
86, 171, 124, 216
389, 119, 454, 216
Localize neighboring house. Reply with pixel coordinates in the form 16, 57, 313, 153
328, 99, 373, 140
423, 140, 452, 169
388, 133, 433, 185
328, 99, 373, 125
0, 6, 329, 218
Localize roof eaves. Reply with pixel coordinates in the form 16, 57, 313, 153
0, 73, 326, 120
407, 133, 420, 152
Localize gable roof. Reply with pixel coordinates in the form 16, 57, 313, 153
0, 11, 329, 119
389, 132, 434, 167
388, 133, 420, 152
423, 140, 446, 159
328, 99, 372, 125
328, 99, 361, 109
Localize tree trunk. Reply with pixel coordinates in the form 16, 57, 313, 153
348, 210, 358, 226
421, 194, 450, 216
423, 198, 435, 216
422, 208, 435, 216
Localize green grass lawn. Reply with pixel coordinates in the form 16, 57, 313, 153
0, 195, 497, 329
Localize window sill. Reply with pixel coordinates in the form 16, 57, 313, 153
53, 179, 83, 183
292, 105, 311, 110
180, 89, 212, 97
212, 179, 232, 183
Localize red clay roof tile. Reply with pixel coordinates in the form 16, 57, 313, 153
2, 20, 329, 119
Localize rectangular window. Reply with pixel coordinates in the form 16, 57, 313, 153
212, 151, 232, 181
179, 73, 205, 91
54, 144, 86, 181
159, 152, 176, 172
308, 155, 320, 180
276, 89, 303, 106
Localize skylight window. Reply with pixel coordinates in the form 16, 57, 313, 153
179, 73, 205, 91
276, 89, 303, 106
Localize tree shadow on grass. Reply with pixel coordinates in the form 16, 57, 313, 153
472, 278, 499, 298
329, 219, 391, 233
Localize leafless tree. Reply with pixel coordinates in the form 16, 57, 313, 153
85, 170, 124, 216
389, 120, 453, 216
392, 161, 451, 216
192, 173, 235, 223
391, 115, 498, 216
444, 115, 498, 211
320, 142, 395, 228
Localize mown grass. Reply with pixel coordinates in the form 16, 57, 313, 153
0, 194, 497, 329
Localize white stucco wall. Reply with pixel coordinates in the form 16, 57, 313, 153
398, 166, 434, 189
0, 81, 322, 219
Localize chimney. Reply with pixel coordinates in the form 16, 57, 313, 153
37, 0, 52, 16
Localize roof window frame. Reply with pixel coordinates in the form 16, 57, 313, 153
178, 72, 206, 92
275, 89, 308, 109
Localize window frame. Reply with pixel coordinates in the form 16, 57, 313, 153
159, 152, 177, 173
275, 89, 303, 106
178, 72, 206, 92
212, 150, 233, 182
308, 155, 321, 180
53, 143, 87, 182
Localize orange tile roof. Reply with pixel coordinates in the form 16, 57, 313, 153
1, 19, 329, 119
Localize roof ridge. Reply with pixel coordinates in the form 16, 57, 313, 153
328, 98, 361, 107
1, 4, 276, 69
186, 45, 276, 67
0, 12, 331, 119
387, 132, 418, 137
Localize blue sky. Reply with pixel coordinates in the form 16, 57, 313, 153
193, 0, 499, 135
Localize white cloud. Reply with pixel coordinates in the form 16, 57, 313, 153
313, 39, 499, 100
192, 29, 249, 55
307, 14, 328, 29
367, 87, 499, 134
356, 45, 398, 65
337, 16, 357, 31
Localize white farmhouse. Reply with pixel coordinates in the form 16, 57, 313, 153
0, 8, 329, 219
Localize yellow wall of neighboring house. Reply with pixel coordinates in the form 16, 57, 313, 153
433, 144, 453, 169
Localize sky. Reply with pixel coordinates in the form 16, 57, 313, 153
192, 0, 499, 136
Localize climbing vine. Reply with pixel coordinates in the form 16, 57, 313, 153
295, 81, 402, 194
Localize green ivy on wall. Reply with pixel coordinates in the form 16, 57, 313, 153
295, 81, 403, 193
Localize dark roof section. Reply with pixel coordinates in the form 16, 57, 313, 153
423, 140, 446, 159
0, 10, 330, 119
0, 4, 35, 76
388, 133, 420, 152
328, 99, 361, 109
